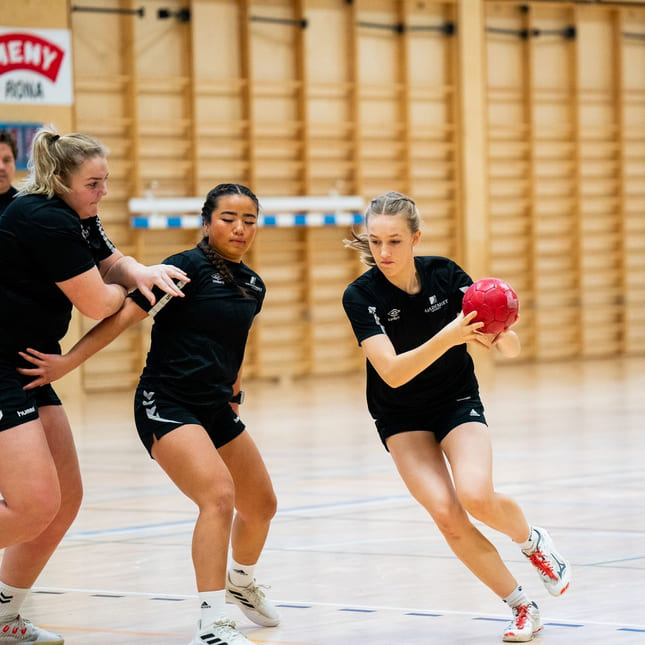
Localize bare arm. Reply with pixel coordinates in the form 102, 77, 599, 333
18, 297, 148, 389
100, 253, 188, 305
475, 328, 521, 358
361, 310, 484, 389
56, 265, 127, 320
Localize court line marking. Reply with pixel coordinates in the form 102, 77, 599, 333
33, 587, 645, 631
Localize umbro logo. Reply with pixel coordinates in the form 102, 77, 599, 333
387, 308, 400, 321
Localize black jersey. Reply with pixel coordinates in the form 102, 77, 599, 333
0, 186, 17, 215
342, 256, 479, 423
128, 247, 265, 407
0, 193, 116, 358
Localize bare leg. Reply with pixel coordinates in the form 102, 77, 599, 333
387, 430, 519, 598
219, 431, 277, 566
151, 424, 235, 591
0, 405, 82, 587
441, 423, 531, 544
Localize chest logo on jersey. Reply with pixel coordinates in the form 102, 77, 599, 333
387, 308, 401, 321
80, 224, 90, 241
425, 295, 448, 313
211, 272, 225, 284
244, 276, 263, 292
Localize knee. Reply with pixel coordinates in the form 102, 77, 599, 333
429, 501, 471, 540
59, 476, 83, 526
237, 484, 277, 525
16, 485, 62, 540
257, 487, 278, 523
199, 481, 236, 519
457, 487, 495, 520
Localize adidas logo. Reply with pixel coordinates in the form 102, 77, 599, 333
469, 409, 480, 417
200, 601, 211, 609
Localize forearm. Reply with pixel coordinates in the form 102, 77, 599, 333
68, 301, 147, 368
102, 255, 141, 290
494, 329, 521, 358
99, 282, 129, 318
379, 330, 455, 388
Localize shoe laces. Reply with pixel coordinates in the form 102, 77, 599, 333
512, 604, 531, 629
0, 615, 29, 636
244, 581, 270, 603
528, 548, 557, 580
209, 618, 238, 635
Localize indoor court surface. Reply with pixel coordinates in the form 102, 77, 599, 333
18, 356, 645, 645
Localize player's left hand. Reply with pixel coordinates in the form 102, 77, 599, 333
133, 264, 189, 305
17, 348, 73, 388
471, 331, 501, 350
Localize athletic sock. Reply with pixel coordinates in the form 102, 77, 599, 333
519, 526, 538, 554
0, 581, 29, 621
503, 584, 530, 609
199, 590, 227, 626
228, 557, 256, 588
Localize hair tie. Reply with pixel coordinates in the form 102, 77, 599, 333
51, 134, 60, 142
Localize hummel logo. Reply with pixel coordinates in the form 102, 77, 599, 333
0, 592, 13, 604
233, 568, 248, 576
469, 409, 480, 417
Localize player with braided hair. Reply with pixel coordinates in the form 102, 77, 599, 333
19, 183, 279, 645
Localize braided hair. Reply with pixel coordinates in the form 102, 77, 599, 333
197, 183, 260, 296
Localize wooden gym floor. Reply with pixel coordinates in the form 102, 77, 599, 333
9, 356, 645, 644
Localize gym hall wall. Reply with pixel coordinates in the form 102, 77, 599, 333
3, 0, 645, 393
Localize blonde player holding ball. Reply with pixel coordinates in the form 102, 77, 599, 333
342, 191, 570, 642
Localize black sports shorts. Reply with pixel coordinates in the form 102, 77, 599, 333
133, 386, 245, 457
375, 396, 487, 451
0, 356, 62, 432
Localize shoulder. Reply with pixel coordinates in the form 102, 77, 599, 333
3, 194, 79, 230
417, 255, 470, 281
164, 247, 204, 273
343, 267, 380, 304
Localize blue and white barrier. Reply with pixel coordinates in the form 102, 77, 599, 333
129, 195, 365, 229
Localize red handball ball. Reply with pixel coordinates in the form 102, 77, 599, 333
462, 277, 519, 335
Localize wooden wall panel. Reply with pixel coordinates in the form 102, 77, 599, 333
8, 0, 643, 390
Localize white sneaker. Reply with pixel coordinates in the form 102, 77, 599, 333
189, 618, 252, 645
522, 526, 571, 596
503, 602, 543, 642
0, 616, 63, 644
225, 575, 280, 627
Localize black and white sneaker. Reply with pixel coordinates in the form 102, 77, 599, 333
225, 575, 280, 627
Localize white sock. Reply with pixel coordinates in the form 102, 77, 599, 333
228, 557, 255, 587
519, 526, 538, 554
198, 590, 227, 627
0, 581, 29, 621
503, 585, 530, 609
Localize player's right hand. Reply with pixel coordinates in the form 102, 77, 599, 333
17, 348, 74, 389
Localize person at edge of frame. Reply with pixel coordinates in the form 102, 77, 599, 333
0, 125, 188, 644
